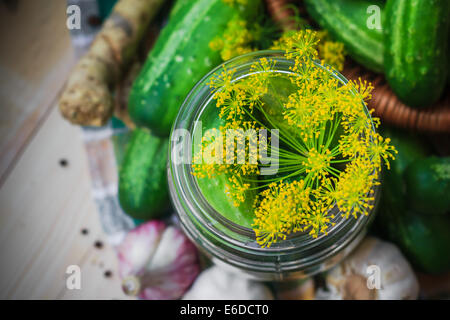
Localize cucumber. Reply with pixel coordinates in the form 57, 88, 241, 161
404, 157, 450, 215
129, 0, 262, 136
196, 172, 256, 228
118, 128, 170, 220
375, 128, 450, 273
382, 209, 450, 274
377, 127, 428, 213
381, 127, 429, 176
194, 115, 257, 229
384, 0, 450, 108
304, 0, 385, 73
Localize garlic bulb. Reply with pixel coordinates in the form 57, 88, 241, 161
183, 266, 274, 300
117, 220, 200, 300
316, 237, 419, 300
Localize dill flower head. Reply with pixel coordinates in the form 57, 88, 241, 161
284, 29, 319, 62
193, 29, 396, 248
303, 147, 333, 181
210, 18, 254, 61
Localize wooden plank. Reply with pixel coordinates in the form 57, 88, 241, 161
0, 0, 75, 185
0, 106, 130, 299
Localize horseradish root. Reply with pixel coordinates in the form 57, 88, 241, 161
59, 0, 164, 126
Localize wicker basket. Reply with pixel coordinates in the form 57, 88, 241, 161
266, 0, 450, 133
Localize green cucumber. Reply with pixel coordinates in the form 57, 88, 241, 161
377, 128, 428, 214
384, 0, 450, 108
129, 0, 262, 136
375, 128, 450, 273
381, 127, 429, 176
194, 115, 257, 229
304, 0, 385, 73
196, 173, 256, 228
118, 128, 170, 220
404, 157, 450, 215
381, 208, 450, 274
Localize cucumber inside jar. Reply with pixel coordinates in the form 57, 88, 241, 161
192, 99, 258, 229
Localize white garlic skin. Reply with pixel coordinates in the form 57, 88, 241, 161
316, 237, 419, 300
183, 266, 274, 300
118, 220, 200, 300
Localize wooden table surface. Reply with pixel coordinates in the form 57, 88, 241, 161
0, 1, 130, 299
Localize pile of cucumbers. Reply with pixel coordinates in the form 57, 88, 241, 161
306, 0, 450, 273
375, 129, 450, 273
118, 0, 262, 220
305, 0, 449, 108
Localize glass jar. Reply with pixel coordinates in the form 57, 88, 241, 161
168, 50, 380, 281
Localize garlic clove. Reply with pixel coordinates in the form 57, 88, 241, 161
139, 226, 200, 300
316, 237, 419, 300
182, 266, 274, 300
118, 220, 166, 277
117, 221, 200, 300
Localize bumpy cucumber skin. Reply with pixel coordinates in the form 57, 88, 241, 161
118, 128, 169, 220
384, 0, 450, 108
304, 0, 385, 73
129, 0, 261, 137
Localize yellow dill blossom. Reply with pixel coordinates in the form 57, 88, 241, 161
303, 197, 334, 237
316, 30, 346, 71
338, 132, 367, 159
216, 85, 247, 121
210, 18, 254, 61
209, 66, 237, 90
319, 41, 345, 71
334, 158, 380, 219
365, 133, 397, 170
284, 29, 319, 71
285, 180, 312, 232
348, 78, 374, 103
192, 128, 226, 179
249, 57, 277, 87
341, 112, 371, 137
270, 30, 296, 51
272, 25, 347, 72
303, 147, 334, 182
224, 121, 261, 176
193, 29, 396, 248
317, 177, 339, 207
252, 181, 298, 248
209, 38, 224, 52
283, 80, 337, 133
225, 175, 251, 207
244, 81, 266, 109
